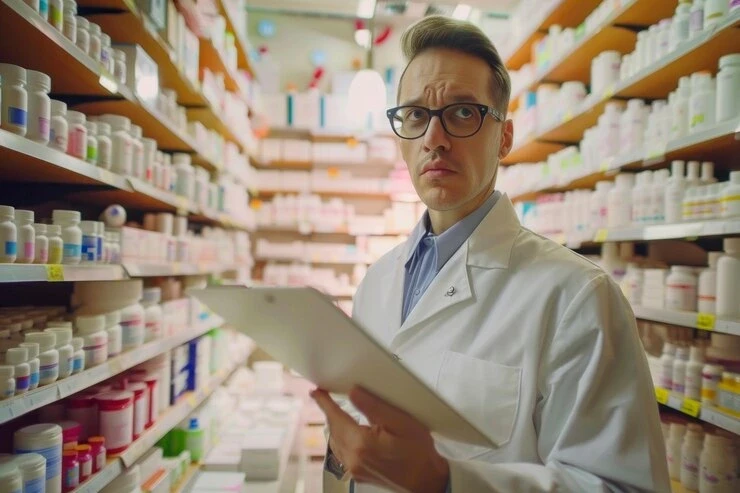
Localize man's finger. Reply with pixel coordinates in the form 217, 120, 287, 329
310, 389, 358, 431
349, 387, 427, 434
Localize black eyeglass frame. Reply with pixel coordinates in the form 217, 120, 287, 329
385, 102, 505, 140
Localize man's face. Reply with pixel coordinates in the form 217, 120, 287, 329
397, 48, 513, 215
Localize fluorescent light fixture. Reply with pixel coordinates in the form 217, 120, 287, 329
357, 0, 377, 19
452, 3, 472, 20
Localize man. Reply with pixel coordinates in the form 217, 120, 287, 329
312, 15, 670, 493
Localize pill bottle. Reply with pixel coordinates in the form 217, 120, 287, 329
96, 121, 113, 169
672, 346, 690, 394
129, 373, 159, 426
0, 365, 15, 399
667, 422, 686, 480
67, 393, 97, 441
49, 0, 63, 30
665, 266, 698, 312
26, 70, 51, 145
79, 220, 97, 264
716, 237, 740, 319
76, 314, 108, 366
142, 138, 157, 183
52, 210, 81, 264
105, 310, 123, 358
87, 23, 101, 63
129, 124, 145, 179
95, 221, 105, 263
697, 251, 722, 314
33, 224, 48, 264
174, 154, 195, 200
47, 224, 64, 264
55, 421, 81, 448
120, 301, 145, 351
88, 436, 106, 472
685, 346, 706, 401
45, 327, 73, 379
660, 342, 676, 389
25, 331, 59, 385
704, 0, 729, 30
699, 433, 733, 492
62, 0, 76, 43
85, 121, 98, 165
716, 53, 740, 123
126, 381, 148, 440
112, 49, 126, 84
5, 347, 30, 395
688, 71, 716, 133
679, 423, 704, 490
100, 33, 112, 73
0, 461, 22, 493
0, 64, 28, 136
14, 423, 63, 493
701, 363, 724, 404
156, 213, 175, 262
96, 391, 134, 455
141, 288, 163, 342
49, 99, 69, 152
14, 210, 35, 264
71, 337, 84, 374
19, 342, 40, 390
75, 16, 89, 53
65, 111, 87, 160
99, 114, 133, 176
720, 171, 740, 218
11, 453, 46, 493
61, 450, 78, 493
76, 444, 92, 482
0, 205, 17, 264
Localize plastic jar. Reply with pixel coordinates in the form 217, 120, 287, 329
0, 365, 16, 399
141, 288, 163, 341
49, 99, 69, 152
88, 436, 106, 473
85, 121, 98, 164
19, 342, 40, 390
47, 224, 64, 264
112, 49, 126, 84
75, 445, 92, 482
49, 0, 63, 30
97, 121, 113, 169
704, 0, 729, 30
52, 210, 82, 264
0, 205, 17, 264
79, 220, 97, 264
14, 423, 63, 493
105, 310, 123, 357
665, 266, 698, 312
99, 114, 133, 176
96, 391, 134, 455
688, 71, 716, 133
11, 453, 46, 493
120, 302, 145, 351
25, 331, 59, 385
672, 346, 690, 394
67, 393, 97, 441
142, 138, 157, 183
698, 251, 722, 314
0, 64, 28, 136
5, 347, 30, 395
26, 70, 51, 145
174, 154, 195, 200
130, 373, 159, 426
667, 422, 686, 480
660, 342, 676, 389
100, 33, 112, 73
56, 421, 81, 448
699, 434, 733, 492
61, 450, 78, 493
680, 423, 704, 490
45, 327, 73, 379
87, 22, 101, 63
716, 237, 740, 319
143, 353, 170, 413
126, 381, 148, 439
720, 171, 740, 217
33, 223, 48, 264
71, 337, 84, 374
62, 0, 76, 43
13, 209, 35, 264
716, 54, 740, 123
129, 124, 144, 180
75, 16, 89, 54
76, 314, 108, 366
702, 363, 724, 404
0, 461, 22, 493
65, 111, 87, 160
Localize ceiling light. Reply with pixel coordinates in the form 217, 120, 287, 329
357, 0, 377, 19
452, 4, 472, 20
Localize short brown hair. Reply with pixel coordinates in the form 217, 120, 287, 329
398, 15, 511, 114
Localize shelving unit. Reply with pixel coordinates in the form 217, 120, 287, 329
633, 306, 740, 337
655, 387, 740, 436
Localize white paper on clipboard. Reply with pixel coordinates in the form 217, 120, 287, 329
190, 285, 497, 448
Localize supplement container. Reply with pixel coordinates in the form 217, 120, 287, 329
11, 453, 46, 493
19, 342, 40, 390
14, 210, 35, 264
55, 421, 81, 448
105, 310, 123, 357
716, 53, 740, 123
96, 391, 134, 455
142, 352, 170, 414
701, 363, 723, 404
698, 251, 722, 314
25, 331, 59, 385
0, 365, 15, 399
699, 433, 733, 492
130, 373, 159, 425
62, 0, 77, 43
174, 154, 195, 200
52, 210, 82, 264
130, 124, 144, 180
75, 16, 90, 53
5, 347, 30, 395
49, 0, 63, 30
45, 327, 73, 379
79, 220, 97, 264
88, 436, 106, 473
142, 138, 157, 183
76, 314, 108, 366
88, 22, 101, 63
685, 346, 706, 400
141, 287, 163, 341
65, 111, 87, 160
26, 70, 51, 144
100, 33, 112, 73
76, 445, 92, 482
716, 237, 740, 319
666, 422, 686, 480
61, 450, 78, 493
71, 337, 84, 374
126, 381, 148, 439
665, 266, 698, 312
47, 224, 63, 264
0, 63, 28, 136
97, 121, 113, 169
704, 0, 729, 29
67, 393, 97, 441
49, 100, 69, 152
0, 205, 17, 264
85, 121, 98, 164
14, 423, 63, 493
120, 301, 145, 351
33, 223, 48, 264
679, 423, 703, 490
688, 71, 716, 133
720, 170, 740, 217
112, 49, 126, 84
672, 346, 690, 394
664, 160, 686, 224
99, 114, 133, 175
0, 462, 22, 493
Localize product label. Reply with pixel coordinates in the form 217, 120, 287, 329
72, 355, 84, 372
39, 0, 49, 17
120, 317, 144, 347
63, 243, 81, 261
30, 370, 39, 388
146, 321, 163, 339
24, 476, 44, 493
4, 241, 16, 256
97, 235, 104, 261
690, 10, 703, 33
63, 464, 79, 489
36, 246, 48, 263
95, 450, 105, 471
133, 397, 146, 436
24, 241, 34, 259
49, 244, 63, 264
37, 117, 50, 140
8, 106, 27, 127
80, 458, 91, 479
50, 4, 62, 27
39, 362, 59, 382
68, 128, 86, 158
87, 144, 98, 162
16, 374, 30, 392
81, 234, 97, 262
100, 406, 133, 450
50, 124, 68, 151
15, 444, 61, 479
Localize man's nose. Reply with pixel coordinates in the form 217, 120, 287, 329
423, 116, 451, 152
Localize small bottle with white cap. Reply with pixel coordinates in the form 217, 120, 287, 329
19, 342, 40, 390
5, 347, 30, 395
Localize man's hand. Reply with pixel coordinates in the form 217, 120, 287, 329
311, 386, 449, 493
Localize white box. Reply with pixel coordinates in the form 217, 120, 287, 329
203, 443, 242, 472
240, 429, 285, 480
113, 44, 160, 107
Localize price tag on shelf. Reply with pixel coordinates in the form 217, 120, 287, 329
27, 386, 58, 409
561, 110, 573, 123
345, 137, 358, 148
45, 264, 64, 282
327, 167, 340, 179
98, 169, 117, 184
696, 312, 716, 331
643, 144, 666, 163
186, 394, 197, 408
98, 72, 118, 94
655, 387, 670, 405
250, 199, 263, 210
681, 398, 701, 417
594, 229, 609, 243
602, 84, 615, 99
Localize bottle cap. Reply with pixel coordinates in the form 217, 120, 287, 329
25, 332, 56, 352
5, 347, 28, 365
71, 337, 83, 352
97, 121, 111, 136
76, 314, 106, 334
105, 310, 121, 327
99, 114, 131, 132
0, 205, 15, 219
0, 63, 26, 84
0, 365, 15, 378
47, 224, 62, 236
26, 70, 50, 91
50, 100, 67, 116
66, 111, 86, 125
19, 342, 39, 359
142, 287, 161, 305
32, 223, 47, 235
76, 16, 89, 29
52, 210, 81, 225
44, 327, 72, 347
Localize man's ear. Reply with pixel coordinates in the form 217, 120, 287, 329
498, 119, 514, 160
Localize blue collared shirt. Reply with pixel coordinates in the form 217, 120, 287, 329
402, 191, 500, 323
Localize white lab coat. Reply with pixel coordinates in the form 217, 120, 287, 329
328, 194, 670, 493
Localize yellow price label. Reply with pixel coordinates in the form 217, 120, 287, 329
186, 394, 197, 407
250, 199, 263, 210
655, 387, 670, 405
346, 137, 358, 148
696, 312, 716, 330
594, 229, 608, 243
45, 264, 64, 281
603, 84, 615, 99
681, 397, 701, 417
561, 111, 573, 123
327, 167, 340, 179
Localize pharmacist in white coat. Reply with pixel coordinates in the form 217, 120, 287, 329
312, 15, 670, 493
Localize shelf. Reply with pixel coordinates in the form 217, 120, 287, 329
217, 0, 256, 77
0, 316, 223, 425
0, 264, 126, 283
258, 189, 395, 201
597, 219, 740, 243
255, 225, 407, 237
656, 387, 739, 436
199, 38, 246, 97
502, 139, 565, 165
633, 306, 740, 336
122, 263, 240, 277
73, 349, 245, 493
256, 256, 370, 265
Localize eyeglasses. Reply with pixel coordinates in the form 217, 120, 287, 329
386, 103, 504, 140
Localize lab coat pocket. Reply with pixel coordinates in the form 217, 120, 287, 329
434, 350, 521, 458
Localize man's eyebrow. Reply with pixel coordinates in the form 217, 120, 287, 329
399, 93, 483, 107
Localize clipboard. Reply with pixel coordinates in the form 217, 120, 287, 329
190, 285, 497, 448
